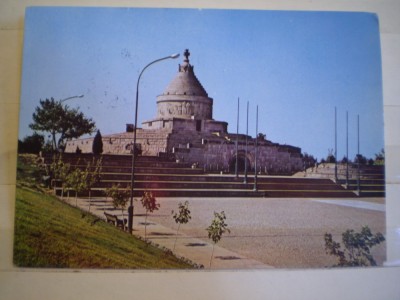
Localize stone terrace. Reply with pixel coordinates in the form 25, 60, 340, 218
41, 153, 381, 199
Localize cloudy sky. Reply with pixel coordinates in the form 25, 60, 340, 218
19, 7, 383, 161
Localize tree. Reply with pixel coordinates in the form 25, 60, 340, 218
18, 133, 45, 154
92, 129, 103, 154
206, 211, 230, 268
50, 154, 71, 199
354, 154, 367, 165
30, 98, 96, 151
302, 152, 317, 169
140, 191, 160, 241
324, 226, 385, 267
42, 140, 54, 153
326, 149, 336, 163
172, 201, 191, 252
257, 133, 266, 141
81, 157, 102, 212
106, 184, 130, 231
374, 149, 385, 165
66, 168, 86, 207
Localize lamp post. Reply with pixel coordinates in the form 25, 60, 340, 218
128, 53, 180, 234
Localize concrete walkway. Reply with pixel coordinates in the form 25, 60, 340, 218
313, 199, 385, 212
61, 195, 272, 270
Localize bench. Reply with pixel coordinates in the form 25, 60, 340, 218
104, 212, 127, 230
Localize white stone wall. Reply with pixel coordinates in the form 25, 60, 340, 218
170, 139, 303, 174
65, 129, 303, 174
65, 137, 94, 153
203, 120, 228, 134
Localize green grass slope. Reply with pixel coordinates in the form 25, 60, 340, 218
14, 154, 194, 269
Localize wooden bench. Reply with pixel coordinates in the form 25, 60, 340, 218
104, 212, 127, 230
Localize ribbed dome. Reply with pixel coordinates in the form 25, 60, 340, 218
161, 49, 208, 97
155, 49, 213, 121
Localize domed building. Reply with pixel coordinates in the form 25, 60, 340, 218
141, 49, 227, 135
65, 49, 303, 175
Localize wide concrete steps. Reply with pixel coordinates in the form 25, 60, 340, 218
59, 186, 356, 198
47, 153, 375, 198
55, 175, 357, 198
344, 180, 385, 197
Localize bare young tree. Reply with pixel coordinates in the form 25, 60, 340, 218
172, 201, 191, 252
206, 211, 230, 268
140, 191, 160, 241
106, 184, 130, 231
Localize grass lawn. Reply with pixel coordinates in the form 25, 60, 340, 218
13, 154, 194, 269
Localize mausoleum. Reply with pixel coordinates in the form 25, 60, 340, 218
65, 49, 303, 175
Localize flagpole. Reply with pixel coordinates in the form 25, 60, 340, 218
346, 111, 349, 188
253, 105, 258, 191
235, 97, 239, 178
334, 107, 338, 182
244, 101, 249, 184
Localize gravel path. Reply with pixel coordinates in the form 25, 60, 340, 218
134, 197, 386, 268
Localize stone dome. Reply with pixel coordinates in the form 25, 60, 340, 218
161, 49, 208, 97
156, 49, 213, 120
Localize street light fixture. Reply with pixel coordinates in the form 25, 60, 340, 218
60, 94, 84, 103
128, 53, 180, 234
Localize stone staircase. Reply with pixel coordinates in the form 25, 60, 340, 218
295, 163, 385, 197
44, 153, 375, 198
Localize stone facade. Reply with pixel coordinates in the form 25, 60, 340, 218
65, 49, 303, 174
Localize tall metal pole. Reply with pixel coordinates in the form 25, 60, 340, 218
235, 97, 239, 178
128, 53, 179, 234
346, 111, 349, 187
357, 114, 361, 195
253, 105, 258, 191
244, 101, 249, 184
334, 107, 338, 182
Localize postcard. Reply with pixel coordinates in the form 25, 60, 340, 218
15, 7, 386, 270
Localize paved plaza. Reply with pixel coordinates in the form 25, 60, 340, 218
68, 195, 386, 269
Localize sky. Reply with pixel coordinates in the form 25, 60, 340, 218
19, 7, 384, 161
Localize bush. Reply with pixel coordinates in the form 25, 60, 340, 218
140, 191, 160, 240
18, 133, 45, 154
206, 211, 230, 267
324, 226, 385, 267
172, 201, 191, 251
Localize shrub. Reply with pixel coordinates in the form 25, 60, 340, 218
206, 211, 230, 268
172, 201, 191, 252
140, 191, 160, 241
106, 184, 130, 230
324, 226, 385, 267
18, 133, 45, 154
